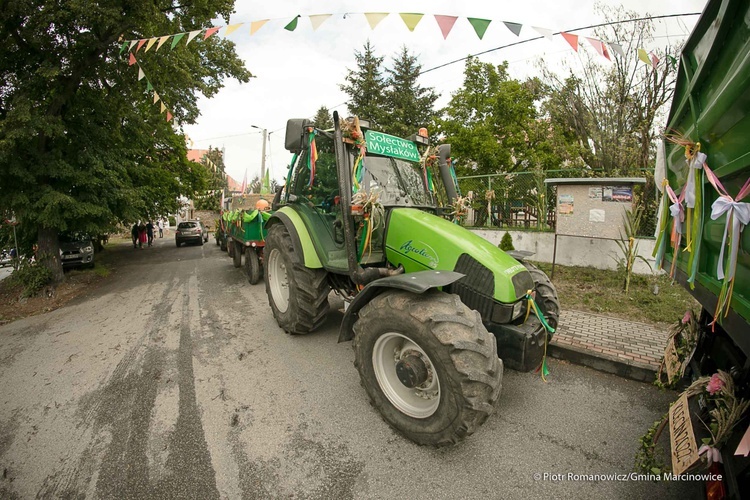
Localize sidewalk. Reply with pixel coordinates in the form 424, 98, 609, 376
549, 310, 669, 383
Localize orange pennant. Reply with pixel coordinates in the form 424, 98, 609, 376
561, 32, 578, 52
166, 111, 173, 122
136, 39, 147, 52
204, 26, 220, 39
250, 20, 268, 35
128, 53, 136, 66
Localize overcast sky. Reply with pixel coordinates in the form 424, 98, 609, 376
178, 0, 708, 186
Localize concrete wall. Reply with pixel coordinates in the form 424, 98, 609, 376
470, 228, 657, 275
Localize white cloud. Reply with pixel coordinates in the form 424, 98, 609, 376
181, 0, 707, 184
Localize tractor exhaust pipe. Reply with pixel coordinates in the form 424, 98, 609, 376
437, 144, 458, 203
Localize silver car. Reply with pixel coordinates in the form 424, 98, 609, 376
175, 221, 205, 247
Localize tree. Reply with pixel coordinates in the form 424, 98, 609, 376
339, 41, 387, 126
312, 106, 333, 129
438, 58, 565, 176
542, 4, 679, 174
0, 1, 251, 282
194, 147, 228, 211
381, 46, 438, 138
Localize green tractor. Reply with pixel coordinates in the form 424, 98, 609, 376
264, 113, 559, 446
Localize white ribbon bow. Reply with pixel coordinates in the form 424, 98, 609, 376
699, 444, 723, 466
670, 202, 685, 234
684, 152, 706, 209
711, 197, 750, 280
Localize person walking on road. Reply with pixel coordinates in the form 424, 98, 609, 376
131, 222, 139, 249
138, 222, 147, 249
146, 221, 155, 247
158, 219, 164, 238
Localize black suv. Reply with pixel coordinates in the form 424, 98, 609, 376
175, 221, 206, 247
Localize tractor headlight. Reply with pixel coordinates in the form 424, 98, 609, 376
512, 301, 525, 320
491, 301, 522, 324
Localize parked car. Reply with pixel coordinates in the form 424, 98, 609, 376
175, 221, 205, 247
59, 234, 95, 269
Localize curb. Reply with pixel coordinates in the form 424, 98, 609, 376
549, 343, 658, 384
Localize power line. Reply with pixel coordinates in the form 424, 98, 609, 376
421, 12, 701, 74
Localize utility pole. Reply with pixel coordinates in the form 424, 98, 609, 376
251, 125, 268, 191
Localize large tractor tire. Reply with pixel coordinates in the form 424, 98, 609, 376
521, 262, 560, 337
220, 234, 227, 252
264, 224, 330, 334
232, 241, 242, 268
245, 247, 261, 285
353, 290, 503, 446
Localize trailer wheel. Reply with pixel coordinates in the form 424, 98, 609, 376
264, 224, 329, 334
245, 247, 261, 285
521, 262, 560, 337
353, 290, 503, 446
220, 235, 227, 252
227, 238, 234, 257
232, 241, 242, 268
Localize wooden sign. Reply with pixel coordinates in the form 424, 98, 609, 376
669, 392, 700, 475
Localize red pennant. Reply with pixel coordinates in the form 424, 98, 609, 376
203, 27, 220, 39
651, 53, 660, 68
434, 15, 458, 40
166, 111, 173, 122
602, 43, 611, 61
128, 53, 136, 66
136, 39, 147, 52
561, 32, 578, 52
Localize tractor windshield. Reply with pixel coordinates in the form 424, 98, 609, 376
361, 156, 435, 208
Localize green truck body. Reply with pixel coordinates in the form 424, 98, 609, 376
661, 0, 750, 494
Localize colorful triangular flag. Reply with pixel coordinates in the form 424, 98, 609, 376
136, 39, 147, 52
153, 92, 160, 104
638, 48, 651, 65
399, 13, 424, 32
533, 26, 555, 42
434, 15, 458, 39
166, 111, 173, 122
160, 102, 166, 113
128, 53, 137, 66
650, 52, 660, 68
156, 35, 170, 51
309, 14, 331, 31
170, 33, 185, 49
668, 54, 678, 70
586, 37, 607, 59
561, 32, 578, 51
610, 42, 625, 59
284, 16, 299, 32
364, 13, 389, 30
467, 18, 492, 40
204, 26, 220, 39
128, 40, 138, 52
146, 81, 153, 92
119, 41, 128, 54
145, 38, 158, 52
137, 67, 145, 81
602, 43, 611, 61
250, 20, 268, 35
224, 23, 243, 36
503, 22, 522, 37
186, 30, 202, 45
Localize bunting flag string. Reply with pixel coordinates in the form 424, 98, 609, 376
127, 53, 175, 123
119, 12, 682, 68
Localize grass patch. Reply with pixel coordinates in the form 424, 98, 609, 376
532, 262, 699, 327
92, 263, 110, 277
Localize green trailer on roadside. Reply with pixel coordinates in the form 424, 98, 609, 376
226, 208, 272, 284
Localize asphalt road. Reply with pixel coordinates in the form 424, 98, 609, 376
0, 235, 701, 499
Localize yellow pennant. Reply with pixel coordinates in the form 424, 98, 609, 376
399, 13, 423, 32
153, 92, 160, 104
309, 14, 332, 31
364, 13, 388, 30
250, 20, 268, 35
224, 23, 243, 36
156, 35, 170, 51
145, 37, 158, 52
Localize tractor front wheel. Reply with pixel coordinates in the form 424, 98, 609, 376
264, 224, 329, 334
521, 262, 560, 338
245, 247, 261, 285
353, 290, 503, 446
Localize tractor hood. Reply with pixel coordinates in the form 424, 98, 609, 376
385, 208, 533, 303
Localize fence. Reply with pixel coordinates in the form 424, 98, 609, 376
455, 169, 655, 236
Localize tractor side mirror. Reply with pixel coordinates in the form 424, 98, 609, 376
285, 119, 312, 152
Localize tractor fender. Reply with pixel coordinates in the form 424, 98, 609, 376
338, 270, 464, 343
266, 208, 323, 268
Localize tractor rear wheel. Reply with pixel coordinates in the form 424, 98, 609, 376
353, 290, 503, 446
264, 224, 329, 334
232, 241, 242, 268
522, 262, 560, 337
245, 247, 261, 285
